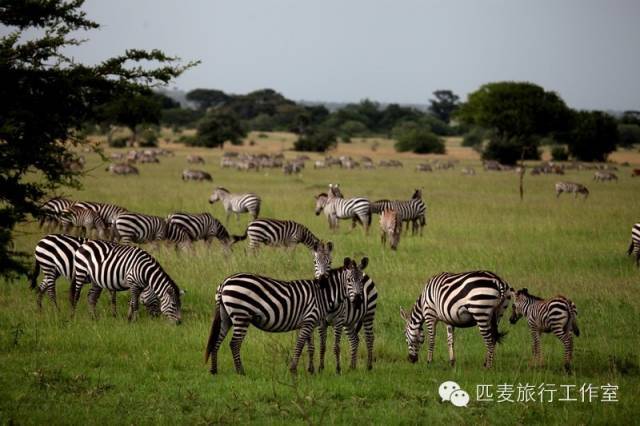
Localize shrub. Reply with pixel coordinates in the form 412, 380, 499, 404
394, 128, 445, 154
294, 128, 338, 152
618, 124, 640, 148
481, 137, 540, 165
137, 126, 158, 147
340, 120, 369, 138
551, 145, 569, 161
462, 128, 485, 148
108, 135, 129, 148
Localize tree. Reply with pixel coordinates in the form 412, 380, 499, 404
394, 127, 445, 154
96, 91, 162, 146
194, 111, 246, 148
428, 90, 460, 123
0, 0, 193, 277
618, 124, 640, 148
293, 128, 338, 152
186, 88, 230, 110
566, 111, 618, 162
456, 82, 572, 165
620, 110, 640, 126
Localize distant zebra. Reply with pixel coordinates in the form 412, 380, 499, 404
461, 167, 476, 176
166, 213, 232, 248
400, 271, 512, 368
593, 171, 618, 182
74, 201, 128, 239
72, 240, 181, 323
370, 189, 426, 236
555, 182, 589, 199
38, 197, 76, 230
204, 257, 368, 375
509, 288, 580, 372
107, 163, 139, 175
59, 206, 107, 239
627, 223, 640, 266
379, 209, 401, 250
208, 187, 261, 222
187, 155, 205, 164
115, 213, 167, 244
314, 192, 371, 234
182, 169, 212, 181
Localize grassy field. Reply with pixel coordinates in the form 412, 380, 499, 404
1, 135, 639, 425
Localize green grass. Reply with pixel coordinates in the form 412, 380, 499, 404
1, 139, 639, 425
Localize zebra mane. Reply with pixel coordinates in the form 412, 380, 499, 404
517, 288, 543, 301
316, 192, 328, 198
216, 187, 230, 193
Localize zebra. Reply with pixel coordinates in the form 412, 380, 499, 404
166, 212, 232, 248
232, 218, 322, 251
115, 213, 167, 244
59, 206, 107, 239
400, 271, 512, 368
314, 191, 371, 234
461, 167, 476, 176
593, 171, 618, 182
204, 257, 368, 375
182, 169, 212, 181
509, 288, 580, 372
555, 182, 589, 199
627, 223, 640, 266
106, 163, 139, 175
71, 240, 181, 323
38, 197, 76, 230
208, 187, 261, 222
73, 201, 128, 239
379, 209, 401, 250
370, 189, 426, 236
187, 155, 205, 164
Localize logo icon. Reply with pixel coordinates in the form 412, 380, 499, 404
439, 381, 470, 407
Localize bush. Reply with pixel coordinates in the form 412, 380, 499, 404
108, 135, 129, 148
340, 120, 369, 138
294, 128, 338, 152
551, 145, 569, 161
481, 137, 540, 165
618, 124, 640, 148
137, 126, 158, 147
567, 110, 618, 162
249, 114, 276, 131
462, 128, 485, 147
394, 128, 445, 154
195, 111, 246, 148
177, 134, 199, 146
420, 115, 452, 136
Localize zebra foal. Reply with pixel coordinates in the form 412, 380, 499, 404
208, 187, 261, 222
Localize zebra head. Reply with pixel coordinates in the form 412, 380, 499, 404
313, 241, 333, 278
509, 288, 534, 324
208, 187, 229, 204
159, 284, 182, 324
343, 257, 368, 304
314, 193, 328, 216
400, 306, 425, 363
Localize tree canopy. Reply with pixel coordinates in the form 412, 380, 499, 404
193, 111, 246, 148
567, 111, 618, 162
428, 90, 460, 123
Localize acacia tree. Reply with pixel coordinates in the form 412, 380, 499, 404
428, 90, 460, 123
96, 91, 162, 146
567, 111, 618, 161
194, 111, 246, 148
0, 0, 195, 276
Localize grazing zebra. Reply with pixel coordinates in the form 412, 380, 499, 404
59, 206, 107, 239
106, 163, 139, 175
400, 271, 512, 368
71, 240, 181, 323
166, 213, 232, 248
204, 257, 368, 375
416, 164, 433, 172
461, 167, 476, 176
73, 201, 128, 239
233, 218, 322, 251
555, 182, 589, 199
38, 197, 76, 230
314, 192, 371, 234
509, 288, 580, 372
182, 169, 212, 181
187, 155, 205, 164
627, 223, 640, 266
370, 189, 426, 236
379, 209, 401, 250
208, 187, 261, 222
115, 213, 167, 244
593, 171, 618, 182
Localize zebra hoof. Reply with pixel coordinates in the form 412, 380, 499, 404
449, 360, 456, 367
209, 369, 217, 375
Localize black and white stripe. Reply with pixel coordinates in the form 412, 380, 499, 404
370, 189, 426, 236
72, 240, 181, 322
204, 257, 368, 375
234, 218, 321, 250
208, 187, 261, 222
166, 212, 232, 247
555, 182, 589, 199
38, 197, 76, 230
627, 223, 640, 266
115, 213, 167, 244
400, 271, 512, 368
74, 201, 128, 239
314, 193, 372, 234
509, 288, 580, 372
59, 206, 107, 239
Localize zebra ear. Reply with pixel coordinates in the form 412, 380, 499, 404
343, 257, 352, 268
327, 241, 333, 252
359, 257, 369, 270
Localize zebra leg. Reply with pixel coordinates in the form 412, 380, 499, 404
553, 328, 573, 373
381, 230, 386, 247
229, 316, 250, 375
348, 326, 359, 370
333, 322, 344, 374
426, 318, 437, 363
209, 309, 232, 375
87, 285, 103, 319
290, 323, 313, 374
446, 325, 456, 367
478, 321, 497, 368
530, 329, 542, 366
306, 333, 315, 374
364, 318, 374, 370
127, 286, 142, 322
225, 211, 231, 224
318, 322, 328, 371
110, 291, 118, 317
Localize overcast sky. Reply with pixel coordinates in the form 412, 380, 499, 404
19, 1, 640, 110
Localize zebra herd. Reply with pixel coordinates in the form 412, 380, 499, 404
29, 177, 639, 377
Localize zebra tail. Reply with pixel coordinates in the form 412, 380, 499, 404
627, 241, 634, 256
30, 261, 40, 290
231, 230, 247, 244
205, 302, 222, 363
570, 303, 580, 337
490, 300, 508, 344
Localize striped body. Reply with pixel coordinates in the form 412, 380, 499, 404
74, 201, 128, 239
401, 271, 512, 368
239, 218, 320, 250
208, 187, 261, 222
315, 193, 371, 234
107, 163, 139, 175
205, 258, 367, 374
182, 169, 212, 181
555, 182, 589, 199
627, 223, 640, 266
379, 209, 402, 250
59, 206, 107, 239
510, 289, 580, 371
72, 240, 181, 322
593, 171, 618, 182
39, 197, 76, 230
187, 155, 205, 164
166, 212, 231, 246
115, 213, 167, 244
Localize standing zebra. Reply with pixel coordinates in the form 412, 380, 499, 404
555, 182, 589, 199
370, 189, 426, 236
400, 271, 512, 368
379, 209, 401, 250
115, 213, 167, 244
208, 187, 261, 222
627, 223, 640, 266
314, 192, 371, 234
59, 206, 107, 239
233, 218, 321, 251
205, 257, 368, 375
182, 169, 212, 181
593, 171, 618, 182
509, 288, 580, 372
74, 201, 128, 239
38, 197, 76, 230
166, 212, 232, 248
72, 240, 181, 323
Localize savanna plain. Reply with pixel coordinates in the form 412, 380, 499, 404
1, 134, 639, 425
